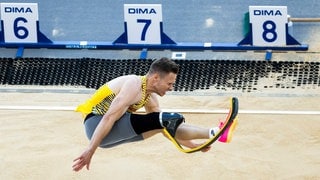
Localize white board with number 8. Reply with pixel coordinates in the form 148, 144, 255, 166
249, 6, 288, 46
124, 4, 162, 44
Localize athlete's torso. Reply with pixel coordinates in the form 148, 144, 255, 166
76, 75, 150, 116
93, 76, 150, 114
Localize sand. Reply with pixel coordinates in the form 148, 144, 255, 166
0, 91, 319, 180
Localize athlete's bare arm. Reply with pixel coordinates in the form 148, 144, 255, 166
73, 76, 143, 171
87, 77, 142, 151
144, 93, 161, 113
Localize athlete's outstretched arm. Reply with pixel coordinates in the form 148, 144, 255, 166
73, 77, 142, 172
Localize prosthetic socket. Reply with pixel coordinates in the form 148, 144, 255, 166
160, 112, 185, 137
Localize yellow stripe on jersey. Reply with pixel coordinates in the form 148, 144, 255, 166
75, 84, 114, 116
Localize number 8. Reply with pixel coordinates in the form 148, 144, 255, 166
13, 17, 29, 39
262, 20, 277, 43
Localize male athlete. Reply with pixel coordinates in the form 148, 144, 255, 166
72, 57, 236, 172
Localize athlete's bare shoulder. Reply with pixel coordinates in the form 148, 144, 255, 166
107, 75, 142, 94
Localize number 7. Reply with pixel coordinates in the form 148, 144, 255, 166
137, 19, 151, 41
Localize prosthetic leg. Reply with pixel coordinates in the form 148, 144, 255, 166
164, 97, 239, 153
159, 112, 185, 137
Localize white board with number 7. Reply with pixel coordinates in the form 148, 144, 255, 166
124, 4, 162, 44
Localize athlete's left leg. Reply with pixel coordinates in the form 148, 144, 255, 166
141, 123, 220, 142
175, 123, 209, 140
174, 123, 221, 140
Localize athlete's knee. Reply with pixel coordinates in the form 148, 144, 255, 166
160, 112, 185, 137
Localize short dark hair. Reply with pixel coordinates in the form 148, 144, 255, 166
148, 57, 179, 76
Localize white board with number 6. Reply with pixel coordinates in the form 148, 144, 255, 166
124, 4, 162, 44
0, 3, 38, 43
249, 6, 288, 46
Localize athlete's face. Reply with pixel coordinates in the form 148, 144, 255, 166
154, 72, 177, 96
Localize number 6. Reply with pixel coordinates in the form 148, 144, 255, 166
13, 17, 29, 39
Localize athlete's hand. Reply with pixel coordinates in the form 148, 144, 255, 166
200, 145, 211, 152
191, 142, 212, 152
178, 139, 212, 153
72, 149, 94, 172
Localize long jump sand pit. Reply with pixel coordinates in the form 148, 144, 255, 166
0, 91, 319, 179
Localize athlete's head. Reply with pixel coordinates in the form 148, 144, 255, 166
147, 57, 179, 96
148, 57, 179, 76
